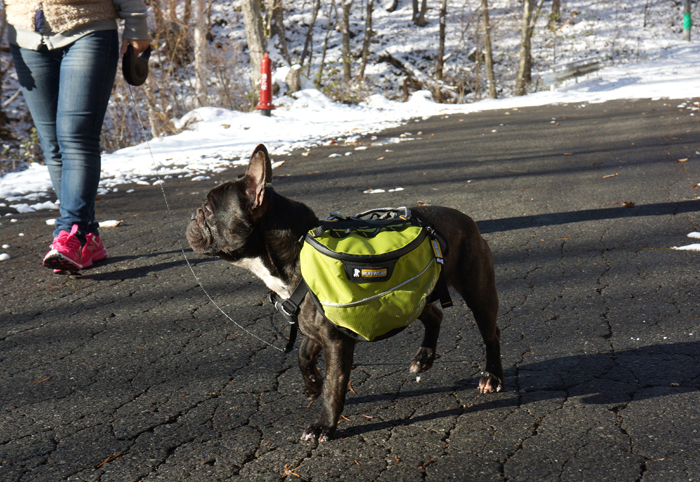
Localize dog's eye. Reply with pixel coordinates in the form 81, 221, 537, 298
204, 204, 214, 218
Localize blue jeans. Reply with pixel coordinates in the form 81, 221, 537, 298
11, 30, 119, 242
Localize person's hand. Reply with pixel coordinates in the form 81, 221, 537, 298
120, 38, 151, 56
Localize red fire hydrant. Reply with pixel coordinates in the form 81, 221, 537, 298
256, 53, 275, 116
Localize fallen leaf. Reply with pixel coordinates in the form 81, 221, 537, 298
282, 464, 302, 478
32, 377, 51, 384
362, 414, 374, 419
677, 158, 689, 163
623, 202, 636, 208
602, 173, 618, 179
96, 453, 122, 469
341, 415, 352, 422
99, 220, 122, 227
418, 459, 436, 469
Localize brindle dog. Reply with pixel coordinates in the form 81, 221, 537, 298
186, 144, 503, 442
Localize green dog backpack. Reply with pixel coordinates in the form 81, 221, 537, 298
271, 207, 452, 344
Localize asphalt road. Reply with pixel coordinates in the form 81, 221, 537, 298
1, 98, 699, 481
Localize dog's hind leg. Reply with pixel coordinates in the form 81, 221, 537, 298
301, 334, 355, 443
298, 336, 323, 401
410, 303, 443, 374
470, 300, 503, 393
454, 273, 504, 393
449, 244, 504, 393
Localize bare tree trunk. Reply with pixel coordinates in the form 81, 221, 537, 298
358, 0, 374, 79
435, 0, 447, 102
301, 0, 322, 68
551, 0, 561, 22
168, 0, 176, 23
515, 0, 532, 96
241, 0, 267, 91
184, 0, 192, 27
0, 9, 6, 129
515, 0, 546, 95
193, 0, 208, 106
341, 0, 354, 82
481, 0, 497, 99
150, 0, 164, 27
412, 0, 427, 26
269, 0, 290, 63
318, 0, 338, 86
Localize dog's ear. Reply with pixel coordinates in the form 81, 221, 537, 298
245, 144, 272, 210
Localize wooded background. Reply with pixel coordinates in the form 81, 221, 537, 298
0, 0, 694, 174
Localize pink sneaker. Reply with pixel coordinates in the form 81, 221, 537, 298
82, 232, 107, 268
43, 224, 84, 271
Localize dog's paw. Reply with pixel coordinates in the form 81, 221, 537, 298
410, 347, 436, 374
301, 423, 335, 443
478, 372, 504, 394
303, 376, 323, 401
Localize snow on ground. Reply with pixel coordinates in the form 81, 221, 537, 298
1, 42, 699, 205
673, 232, 700, 251
1, 42, 700, 253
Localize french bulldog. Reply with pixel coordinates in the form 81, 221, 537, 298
187, 144, 503, 442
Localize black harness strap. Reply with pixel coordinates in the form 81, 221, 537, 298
267, 279, 309, 353
429, 271, 453, 308
422, 223, 453, 309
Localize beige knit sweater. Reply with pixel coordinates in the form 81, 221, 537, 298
5, 0, 118, 35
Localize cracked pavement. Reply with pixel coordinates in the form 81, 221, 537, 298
1, 99, 699, 481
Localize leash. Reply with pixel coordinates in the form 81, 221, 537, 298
126, 85, 289, 353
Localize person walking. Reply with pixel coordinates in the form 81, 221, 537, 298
4, 0, 150, 272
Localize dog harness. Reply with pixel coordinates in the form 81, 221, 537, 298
270, 207, 452, 349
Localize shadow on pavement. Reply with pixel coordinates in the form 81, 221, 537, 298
340, 341, 700, 438
477, 200, 700, 234
76, 253, 219, 281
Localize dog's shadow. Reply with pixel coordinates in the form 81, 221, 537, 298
336, 341, 700, 438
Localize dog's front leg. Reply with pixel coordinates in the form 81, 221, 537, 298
411, 303, 442, 374
298, 336, 323, 401
301, 334, 355, 443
